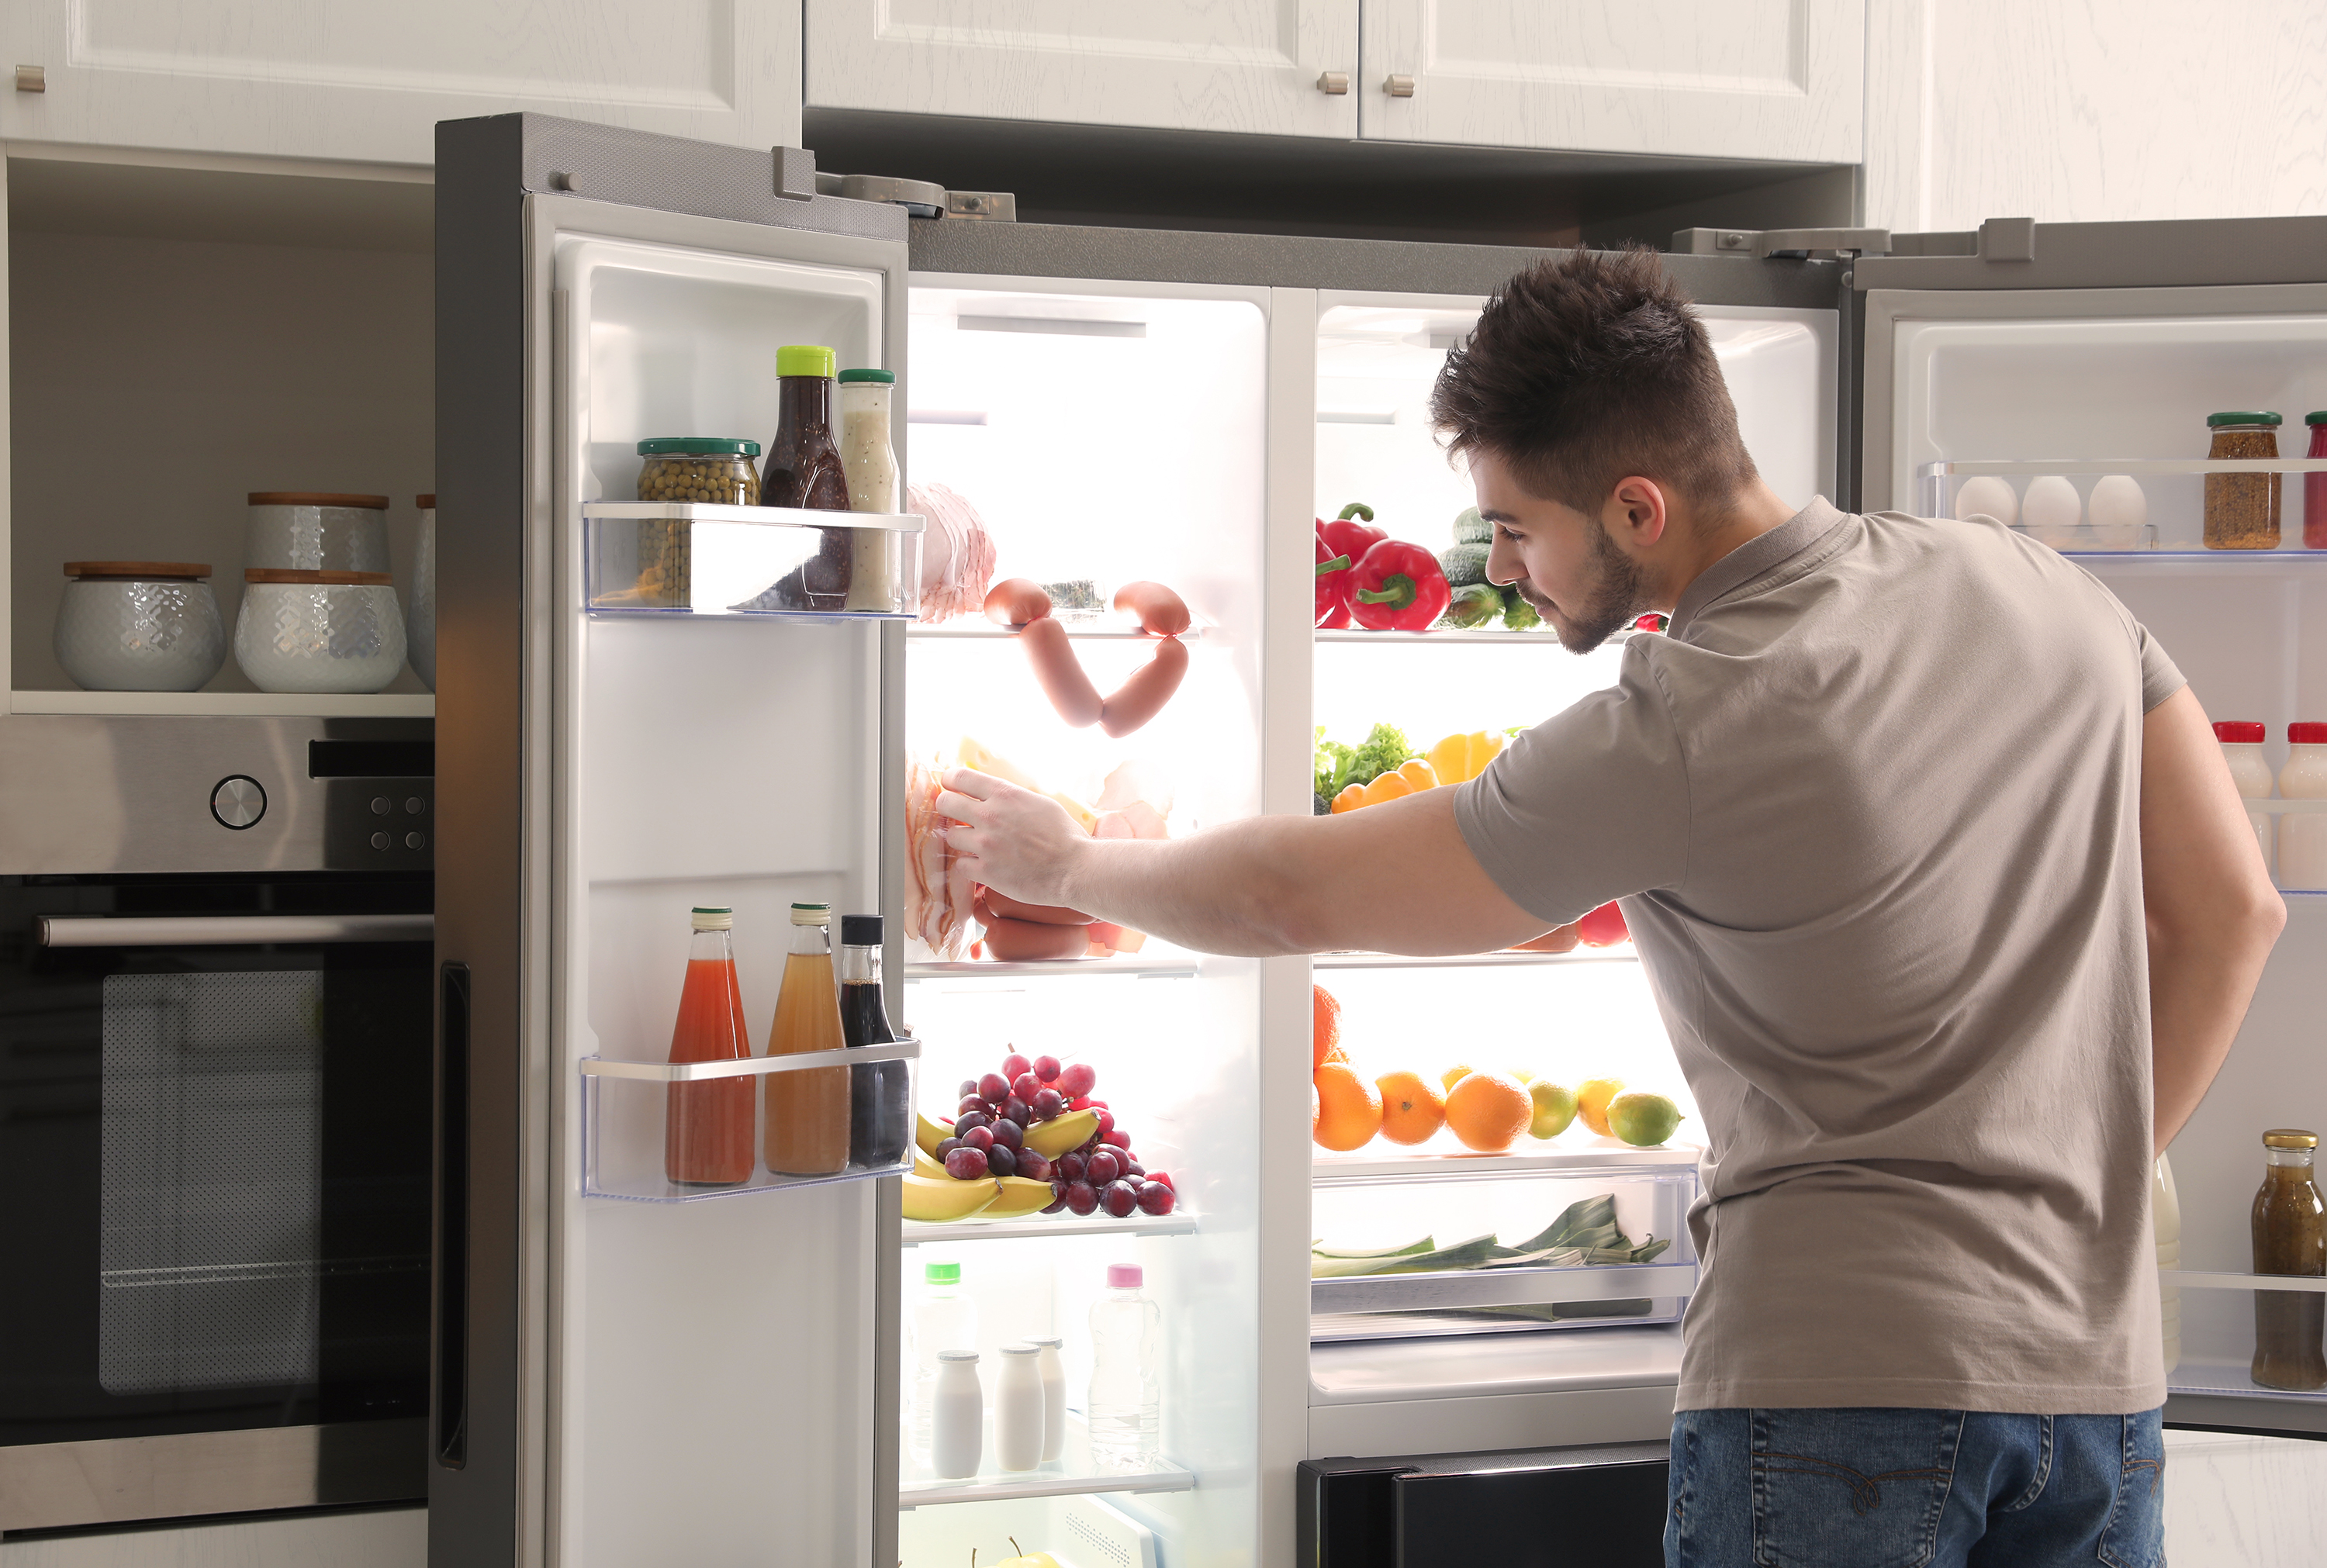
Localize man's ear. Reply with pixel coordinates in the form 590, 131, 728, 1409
1607, 476, 1671, 548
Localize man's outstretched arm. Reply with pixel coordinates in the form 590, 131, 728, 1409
935, 767, 1552, 958
2142, 685, 2285, 1157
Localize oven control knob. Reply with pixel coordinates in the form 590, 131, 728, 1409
210, 775, 266, 830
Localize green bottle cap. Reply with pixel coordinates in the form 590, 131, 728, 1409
2207, 411, 2283, 427
838, 367, 894, 384
925, 1261, 959, 1284
777, 344, 837, 378
638, 437, 761, 457
2307, 411, 2327, 426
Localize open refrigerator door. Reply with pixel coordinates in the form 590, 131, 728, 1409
1855, 219, 2327, 1440
890, 276, 1271, 1568
435, 116, 918, 1567
1302, 288, 1838, 1459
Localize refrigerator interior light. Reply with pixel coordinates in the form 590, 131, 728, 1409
957, 313, 1148, 339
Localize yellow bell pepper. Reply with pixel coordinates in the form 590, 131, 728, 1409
1358, 772, 1412, 807
1397, 758, 1439, 792
1331, 782, 1368, 813
1426, 730, 1504, 786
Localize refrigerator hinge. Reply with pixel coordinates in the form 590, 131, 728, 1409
1672, 226, 1893, 261
773, 145, 818, 202
812, 171, 1018, 222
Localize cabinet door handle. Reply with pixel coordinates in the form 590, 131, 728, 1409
1316, 70, 1350, 95
1384, 73, 1416, 98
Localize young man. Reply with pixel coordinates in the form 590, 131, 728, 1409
937, 249, 2283, 1566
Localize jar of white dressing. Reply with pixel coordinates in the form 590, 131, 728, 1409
930, 1350, 983, 1479
2216, 721, 2275, 868
1030, 1335, 1067, 1463
2278, 723, 2327, 889
994, 1342, 1045, 1472
838, 368, 902, 612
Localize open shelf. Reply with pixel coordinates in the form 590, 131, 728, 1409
10, 689, 434, 718
906, 957, 1201, 981
903, 1211, 1198, 1245
1316, 627, 1568, 644
1313, 1143, 1701, 1183
900, 1424, 1196, 1510
1312, 1259, 1696, 1314
1312, 949, 1636, 971
580, 501, 923, 618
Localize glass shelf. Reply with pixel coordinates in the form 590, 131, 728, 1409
1311, 1259, 1696, 1314
580, 501, 923, 617
579, 1038, 918, 1202
905, 958, 1200, 981
2162, 1272, 2327, 1404
909, 623, 1208, 641
1924, 459, 2327, 478
899, 1416, 1196, 1508
1311, 949, 1637, 971
1312, 1143, 1702, 1183
1914, 459, 2326, 554
901, 1211, 1198, 1245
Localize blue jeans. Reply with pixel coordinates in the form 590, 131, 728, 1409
1665, 1407, 2166, 1567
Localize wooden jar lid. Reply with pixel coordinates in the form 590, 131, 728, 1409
247, 492, 391, 509
416, 493, 436, 508
65, 561, 211, 579
244, 568, 393, 585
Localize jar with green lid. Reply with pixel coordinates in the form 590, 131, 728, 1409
2204, 411, 2282, 550
630, 438, 762, 610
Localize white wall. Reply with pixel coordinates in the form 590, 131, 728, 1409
1864, 0, 2327, 233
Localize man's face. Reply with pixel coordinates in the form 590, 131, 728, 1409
1471, 449, 1652, 654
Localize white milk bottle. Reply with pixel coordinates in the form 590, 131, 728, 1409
2277, 723, 2327, 889
2215, 721, 2275, 868
994, 1343, 1045, 1472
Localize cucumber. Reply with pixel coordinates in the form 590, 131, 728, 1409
1437, 541, 1492, 588
1452, 506, 1492, 545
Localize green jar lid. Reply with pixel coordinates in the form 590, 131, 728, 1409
925, 1261, 959, 1283
777, 344, 837, 378
2207, 411, 2282, 427
838, 367, 894, 384
2307, 411, 2327, 426
638, 437, 761, 457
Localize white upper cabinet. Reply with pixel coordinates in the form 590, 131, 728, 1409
1359, 0, 1862, 163
1, 1, 802, 165
804, 0, 1360, 139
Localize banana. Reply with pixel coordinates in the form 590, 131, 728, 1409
980, 1176, 1060, 1219
901, 1173, 1001, 1223
915, 1110, 954, 1159
1023, 1108, 1099, 1159
911, 1145, 949, 1180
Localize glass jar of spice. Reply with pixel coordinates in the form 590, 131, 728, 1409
2204, 411, 2283, 550
2252, 1128, 2327, 1391
2305, 412, 2326, 550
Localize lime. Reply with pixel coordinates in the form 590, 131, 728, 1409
1607, 1091, 1684, 1148
1527, 1080, 1577, 1139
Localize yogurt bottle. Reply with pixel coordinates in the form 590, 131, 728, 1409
2216, 721, 2274, 868
2279, 723, 2327, 889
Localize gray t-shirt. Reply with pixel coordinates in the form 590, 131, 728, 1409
1456, 498, 2184, 1414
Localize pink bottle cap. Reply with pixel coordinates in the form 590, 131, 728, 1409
1106, 1264, 1143, 1289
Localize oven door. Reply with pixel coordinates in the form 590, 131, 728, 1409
0, 873, 433, 1532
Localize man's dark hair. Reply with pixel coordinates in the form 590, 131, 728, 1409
1430, 247, 1757, 515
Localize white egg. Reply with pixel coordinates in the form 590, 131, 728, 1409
1954, 475, 2019, 526
2021, 475, 2083, 536
2087, 475, 2149, 532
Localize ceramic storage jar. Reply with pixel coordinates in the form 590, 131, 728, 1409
408, 493, 435, 690
246, 492, 391, 573
233, 568, 407, 692
54, 561, 228, 691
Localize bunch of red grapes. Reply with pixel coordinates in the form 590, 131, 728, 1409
934, 1051, 1178, 1219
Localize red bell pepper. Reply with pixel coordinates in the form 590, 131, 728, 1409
1316, 537, 1354, 627
1347, 539, 1453, 631
1317, 503, 1385, 569
1576, 900, 1630, 947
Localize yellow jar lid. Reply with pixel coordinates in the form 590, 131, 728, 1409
2263, 1129, 2319, 1149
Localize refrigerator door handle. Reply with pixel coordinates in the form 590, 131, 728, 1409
38, 914, 434, 947
434, 962, 472, 1470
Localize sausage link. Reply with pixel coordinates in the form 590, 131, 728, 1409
1112, 580, 1191, 637
980, 887, 1098, 926
1019, 615, 1104, 727
1098, 634, 1189, 738
984, 577, 1053, 628
980, 914, 1094, 962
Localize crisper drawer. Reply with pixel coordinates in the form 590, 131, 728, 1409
1300, 1442, 1670, 1568
1310, 1158, 1698, 1342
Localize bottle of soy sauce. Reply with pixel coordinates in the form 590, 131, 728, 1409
840, 914, 911, 1168
762, 344, 853, 610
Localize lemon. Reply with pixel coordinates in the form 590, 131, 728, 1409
1575, 1077, 1626, 1137
1527, 1080, 1577, 1139
1511, 1066, 1536, 1084
1608, 1091, 1684, 1148
1440, 1063, 1475, 1093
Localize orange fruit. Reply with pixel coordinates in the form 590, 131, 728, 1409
1313, 984, 1347, 1069
1312, 1062, 1382, 1152
1575, 1077, 1627, 1138
1376, 1070, 1447, 1145
1444, 1070, 1532, 1153
1440, 1062, 1474, 1093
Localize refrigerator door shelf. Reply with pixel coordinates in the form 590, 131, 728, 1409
2163, 1274, 2327, 1425
1916, 461, 2327, 554
1312, 1262, 1697, 1315
579, 1040, 918, 1202
579, 502, 925, 617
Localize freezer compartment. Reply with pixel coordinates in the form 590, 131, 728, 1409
582, 502, 923, 616
579, 1041, 918, 1201
1920, 461, 2327, 554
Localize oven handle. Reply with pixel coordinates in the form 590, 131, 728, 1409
38, 914, 435, 948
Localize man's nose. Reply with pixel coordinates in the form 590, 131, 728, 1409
1486, 533, 1524, 589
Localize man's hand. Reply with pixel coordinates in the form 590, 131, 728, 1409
935, 768, 1091, 910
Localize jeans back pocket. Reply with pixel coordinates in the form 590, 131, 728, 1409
1751, 1407, 1962, 1568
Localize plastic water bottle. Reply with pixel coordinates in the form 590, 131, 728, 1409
911, 1261, 977, 1466
1086, 1263, 1160, 1473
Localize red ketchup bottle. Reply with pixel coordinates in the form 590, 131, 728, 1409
665, 905, 755, 1186
2305, 412, 2327, 550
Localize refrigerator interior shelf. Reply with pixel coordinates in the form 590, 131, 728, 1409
579, 1038, 919, 1082
899, 1459, 1196, 1511
906, 958, 1201, 980
1315, 627, 1583, 645
10, 689, 434, 718
1311, 949, 1637, 971
2053, 551, 2327, 568
909, 623, 1208, 641
1312, 1144, 1702, 1183
2166, 1357, 2327, 1404
1923, 458, 2327, 477
579, 501, 924, 618
901, 1211, 1199, 1245
2252, 800, 2327, 813
2163, 1269, 2327, 1294
1312, 1259, 1697, 1314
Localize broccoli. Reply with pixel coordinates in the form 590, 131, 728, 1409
1314, 722, 1416, 801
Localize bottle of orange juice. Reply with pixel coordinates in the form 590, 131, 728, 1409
666, 906, 754, 1186
766, 901, 851, 1176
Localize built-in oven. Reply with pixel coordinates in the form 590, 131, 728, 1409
0, 716, 434, 1534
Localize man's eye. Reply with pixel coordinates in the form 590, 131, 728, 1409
1497, 527, 1522, 542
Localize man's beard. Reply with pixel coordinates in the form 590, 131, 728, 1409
1523, 518, 1651, 654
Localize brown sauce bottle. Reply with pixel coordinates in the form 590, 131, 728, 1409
2251, 1128, 2327, 1391
762, 344, 853, 610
